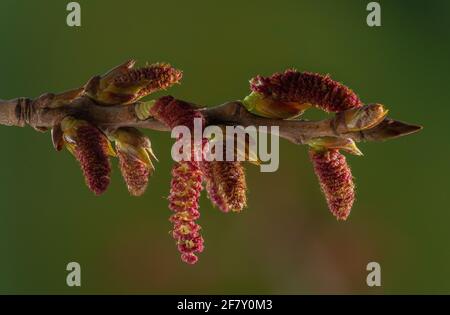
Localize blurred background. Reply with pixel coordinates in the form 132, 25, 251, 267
0, 0, 448, 294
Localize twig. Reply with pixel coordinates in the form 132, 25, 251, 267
0, 95, 421, 144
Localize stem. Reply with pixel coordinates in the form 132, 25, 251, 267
0, 95, 422, 144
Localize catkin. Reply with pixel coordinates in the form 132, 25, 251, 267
250, 69, 362, 113
150, 96, 206, 264
117, 152, 150, 196
309, 149, 355, 220
74, 125, 111, 195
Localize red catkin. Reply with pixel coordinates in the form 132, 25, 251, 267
223, 161, 247, 212
250, 69, 362, 112
169, 161, 204, 264
150, 96, 203, 130
114, 63, 182, 96
309, 149, 355, 220
74, 125, 111, 195
211, 161, 247, 212
150, 96, 206, 264
201, 161, 230, 213
117, 151, 150, 196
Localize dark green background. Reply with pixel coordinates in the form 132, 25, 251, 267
0, 0, 448, 294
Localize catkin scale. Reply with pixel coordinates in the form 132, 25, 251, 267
309, 149, 355, 220
74, 125, 111, 195
250, 69, 362, 113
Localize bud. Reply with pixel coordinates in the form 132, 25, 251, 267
61, 117, 113, 195
85, 60, 182, 105
309, 149, 355, 220
242, 91, 311, 119
337, 103, 388, 132
361, 118, 423, 142
109, 127, 156, 196
249, 69, 362, 114
135, 100, 156, 121
307, 136, 363, 156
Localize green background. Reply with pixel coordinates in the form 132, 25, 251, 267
0, 0, 448, 294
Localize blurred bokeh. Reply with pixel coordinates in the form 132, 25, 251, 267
0, 0, 448, 294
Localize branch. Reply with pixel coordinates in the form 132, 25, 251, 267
0, 95, 421, 145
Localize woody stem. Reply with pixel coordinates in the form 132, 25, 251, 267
0, 96, 421, 144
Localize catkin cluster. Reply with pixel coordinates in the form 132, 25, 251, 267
149, 96, 250, 263
46, 60, 398, 264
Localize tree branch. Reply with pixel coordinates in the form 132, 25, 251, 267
0, 94, 421, 145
